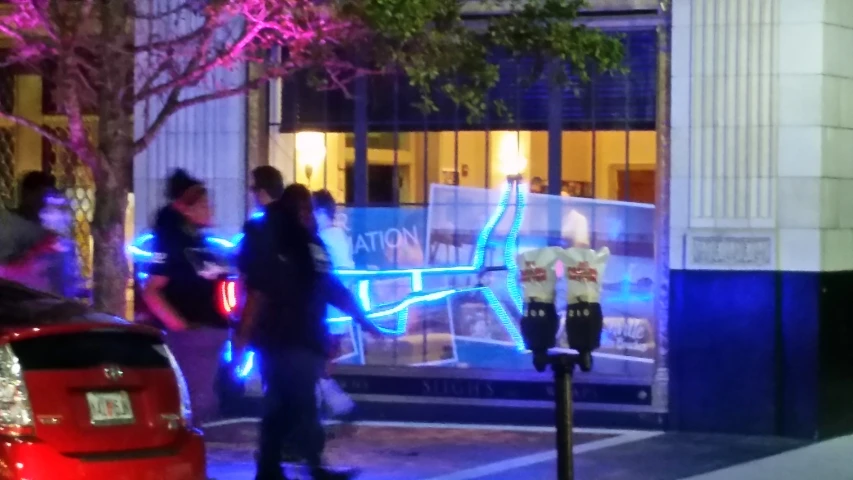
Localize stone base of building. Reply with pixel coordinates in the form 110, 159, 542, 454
669, 270, 853, 438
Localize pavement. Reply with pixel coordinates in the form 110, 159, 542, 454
201, 419, 852, 480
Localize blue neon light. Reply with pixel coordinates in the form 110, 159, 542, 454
504, 182, 527, 313
127, 232, 237, 259
411, 272, 423, 292
223, 341, 256, 378
357, 280, 371, 310
482, 288, 525, 347
135, 181, 532, 377
328, 288, 462, 334
472, 183, 512, 269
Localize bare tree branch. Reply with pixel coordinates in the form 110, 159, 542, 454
133, 68, 279, 154
0, 110, 78, 154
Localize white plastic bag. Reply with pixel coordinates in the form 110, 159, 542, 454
316, 378, 355, 417
561, 246, 610, 304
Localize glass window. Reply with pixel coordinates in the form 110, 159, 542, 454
270, 27, 659, 383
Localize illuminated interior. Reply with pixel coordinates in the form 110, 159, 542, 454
271, 130, 657, 204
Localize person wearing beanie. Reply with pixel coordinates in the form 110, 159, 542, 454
141, 168, 230, 424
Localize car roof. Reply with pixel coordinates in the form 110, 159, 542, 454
0, 279, 130, 327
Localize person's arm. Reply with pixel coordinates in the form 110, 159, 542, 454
140, 235, 188, 331
326, 275, 381, 336
2, 233, 60, 268
234, 224, 271, 350
142, 275, 188, 331
234, 288, 263, 351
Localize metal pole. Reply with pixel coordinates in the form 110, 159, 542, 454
553, 358, 574, 480
652, 0, 672, 412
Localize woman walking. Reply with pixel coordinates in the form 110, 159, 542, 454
142, 169, 230, 425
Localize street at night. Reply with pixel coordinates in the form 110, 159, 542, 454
203, 420, 851, 480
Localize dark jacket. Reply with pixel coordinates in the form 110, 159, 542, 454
147, 206, 229, 329
245, 210, 362, 355
0, 209, 77, 297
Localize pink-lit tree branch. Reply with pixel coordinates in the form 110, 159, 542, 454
0, 0, 625, 314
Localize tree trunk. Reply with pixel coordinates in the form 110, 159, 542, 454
90, 142, 131, 316
90, 0, 134, 317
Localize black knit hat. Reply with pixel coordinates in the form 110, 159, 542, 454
166, 169, 203, 201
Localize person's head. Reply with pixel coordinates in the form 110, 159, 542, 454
312, 189, 336, 230
166, 169, 212, 227
18, 171, 58, 220
250, 166, 285, 208
39, 192, 70, 233
277, 183, 315, 232
530, 176, 544, 193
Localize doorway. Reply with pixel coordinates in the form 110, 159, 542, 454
615, 168, 656, 204
345, 165, 408, 204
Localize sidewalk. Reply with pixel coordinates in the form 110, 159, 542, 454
679, 434, 853, 480
204, 419, 851, 480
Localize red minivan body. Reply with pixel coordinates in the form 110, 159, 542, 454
0, 280, 206, 480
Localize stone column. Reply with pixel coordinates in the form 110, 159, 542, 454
668, 0, 853, 437
134, 85, 247, 238
133, 2, 248, 239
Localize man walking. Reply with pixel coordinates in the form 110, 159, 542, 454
235, 184, 380, 480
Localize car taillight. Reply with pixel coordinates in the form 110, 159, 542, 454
0, 344, 34, 436
160, 346, 193, 427
217, 279, 239, 317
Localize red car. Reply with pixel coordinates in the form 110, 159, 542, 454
0, 279, 206, 480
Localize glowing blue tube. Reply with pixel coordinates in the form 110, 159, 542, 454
135, 182, 531, 377
504, 182, 527, 313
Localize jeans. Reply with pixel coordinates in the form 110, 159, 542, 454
166, 327, 229, 425
256, 347, 326, 479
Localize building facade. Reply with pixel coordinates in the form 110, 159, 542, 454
668, 0, 853, 438
2, 0, 851, 439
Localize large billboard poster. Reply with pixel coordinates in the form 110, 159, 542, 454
334, 207, 457, 367
332, 186, 656, 383
424, 185, 656, 379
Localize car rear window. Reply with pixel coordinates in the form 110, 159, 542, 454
11, 331, 170, 370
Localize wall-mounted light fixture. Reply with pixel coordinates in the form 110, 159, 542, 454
295, 131, 326, 187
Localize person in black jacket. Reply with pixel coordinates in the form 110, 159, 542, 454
235, 183, 379, 480
238, 166, 285, 280
142, 169, 230, 424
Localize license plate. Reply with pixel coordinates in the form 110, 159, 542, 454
86, 391, 135, 426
